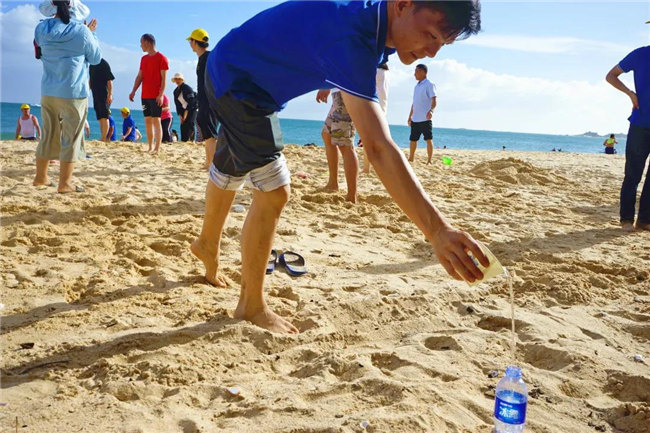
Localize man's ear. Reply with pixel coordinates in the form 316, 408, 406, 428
393, 0, 413, 18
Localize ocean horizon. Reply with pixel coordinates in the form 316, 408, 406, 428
1, 101, 624, 154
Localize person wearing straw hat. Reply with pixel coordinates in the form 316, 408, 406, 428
187, 28, 219, 169
606, 36, 650, 231
171, 72, 197, 142
15, 104, 41, 141
34, 0, 100, 193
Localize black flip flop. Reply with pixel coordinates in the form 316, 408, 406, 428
279, 251, 307, 276
266, 249, 278, 275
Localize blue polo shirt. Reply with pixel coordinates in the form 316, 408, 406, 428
107, 115, 117, 141
34, 18, 101, 99
411, 78, 437, 122
208, 0, 393, 111
619, 46, 650, 129
122, 115, 136, 141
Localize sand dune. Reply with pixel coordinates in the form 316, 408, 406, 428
1, 139, 648, 433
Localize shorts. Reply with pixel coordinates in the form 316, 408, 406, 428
322, 92, 355, 147
36, 95, 87, 162
205, 75, 289, 191
605, 147, 615, 154
196, 102, 219, 140
93, 93, 110, 119
141, 98, 162, 117
410, 120, 433, 141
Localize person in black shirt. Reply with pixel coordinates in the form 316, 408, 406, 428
89, 58, 115, 142
187, 28, 219, 170
171, 72, 197, 142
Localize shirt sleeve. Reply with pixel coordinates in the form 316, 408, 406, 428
83, 27, 102, 66
619, 47, 646, 73
160, 54, 170, 71
105, 60, 115, 81
428, 82, 436, 98
319, 36, 378, 101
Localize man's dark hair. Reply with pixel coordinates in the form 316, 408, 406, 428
53, 1, 71, 24
415, 0, 481, 41
141, 33, 156, 45
195, 40, 209, 49
609, 134, 615, 138
416, 64, 428, 73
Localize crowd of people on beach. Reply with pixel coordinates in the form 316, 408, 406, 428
21, 0, 650, 333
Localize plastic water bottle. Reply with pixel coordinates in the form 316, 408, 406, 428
494, 366, 528, 433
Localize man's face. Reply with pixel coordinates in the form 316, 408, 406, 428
121, 112, 128, 119
173, 78, 182, 87
140, 39, 149, 52
189, 39, 198, 54
388, 1, 456, 65
414, 68, 426, 81
21, 108, 30, 116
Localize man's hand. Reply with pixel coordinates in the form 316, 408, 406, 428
428, 224, 489, 283
128, 91, 135, 102
426, 110, 433, 120
629, 92, 639, 110
106, 93, 113, 106
316, 89, 331, 103
407, 118, 412, 127
156, 95, 164, 107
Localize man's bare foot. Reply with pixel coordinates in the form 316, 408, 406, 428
58, 185, 84, 193
407, 158, 414, 162
190, 239, 228, 287
635, 221, 650, 231
621, 221, 635, 232
234, 305, 299, 334
426, 160, 432, 165
323, 182, 338, 191
345, 193, 358, 204
33, 179, 50, 186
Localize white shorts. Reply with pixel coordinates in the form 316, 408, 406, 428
209, 154, 291, 192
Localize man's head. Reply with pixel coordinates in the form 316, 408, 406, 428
610, 134, 615, 139
171, 72, 185, 87
20, 104, 30, 116
387, 0, 480, 65
414, 64, 428, 81
187, 28, 209, 54
140, 33, 156, 53
120, 107, 130, 119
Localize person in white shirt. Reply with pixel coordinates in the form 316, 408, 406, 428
15, 104, 41, 140
407, 64, 436, 164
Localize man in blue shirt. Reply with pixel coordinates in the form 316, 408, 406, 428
106, 109, 117, 141
606, 45, 650, 231
192, 0, 488, 334
408, 64, 437, 163
120, 107, 137, 142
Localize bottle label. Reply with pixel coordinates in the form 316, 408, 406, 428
495, 397, 527, 425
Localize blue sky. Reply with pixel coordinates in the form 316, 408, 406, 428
1, 1, 649, 135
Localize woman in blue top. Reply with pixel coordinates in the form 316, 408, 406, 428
33, 0, 101, 193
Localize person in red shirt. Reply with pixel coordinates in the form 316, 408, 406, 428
128, 33, 169, 154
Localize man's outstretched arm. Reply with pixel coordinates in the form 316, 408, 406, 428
340, 91, 488, 282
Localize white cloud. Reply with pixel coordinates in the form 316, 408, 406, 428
463, 34, 631, 54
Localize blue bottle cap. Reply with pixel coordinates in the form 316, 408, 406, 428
505, 366, 522, 378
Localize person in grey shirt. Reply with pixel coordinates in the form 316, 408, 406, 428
407, 64, 437, 164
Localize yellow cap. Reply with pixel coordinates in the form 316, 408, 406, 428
186, 28, 209, 43
21, 104, 30, 109
121, 107, 130, 114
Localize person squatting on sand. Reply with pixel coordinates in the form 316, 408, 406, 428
606, 44, 650, 231
191, 0, 489, 334
15, 104, 41, 141
33, 0, 100, 193
129, 33, 169, 155
187, 28, 220, 170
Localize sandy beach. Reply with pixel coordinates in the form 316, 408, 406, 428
1, 138, 648, 433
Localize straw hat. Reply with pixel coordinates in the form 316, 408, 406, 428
171, 72, 185, 83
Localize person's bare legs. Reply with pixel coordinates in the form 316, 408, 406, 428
191, 180, 236, 286
339, 145, 359, 203
426, 139, 433, 164
98, 118, 109, 142
362, 146, 370, 174
57, 161, 76, 193
144, 117, 154, 152
408, 140, 417, 162
152, 117, 162, 153
234, 185, 298, 334
33, 157, 51, 186
323, 129, 339, 190
204, 137, 217, 170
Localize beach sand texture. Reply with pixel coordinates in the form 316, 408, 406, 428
1, 139, 649, 433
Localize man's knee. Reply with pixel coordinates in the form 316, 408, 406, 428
261, 184, 291, 209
